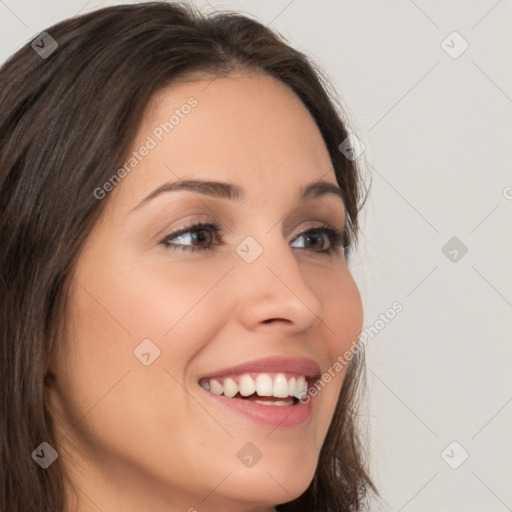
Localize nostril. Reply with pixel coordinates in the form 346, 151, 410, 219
261, 318, 292, 325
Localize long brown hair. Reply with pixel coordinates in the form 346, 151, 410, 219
0, 2, 376, 510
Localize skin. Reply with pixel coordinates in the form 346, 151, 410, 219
46, 71, 364, 512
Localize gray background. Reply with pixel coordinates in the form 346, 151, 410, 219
2, 1, 511, 510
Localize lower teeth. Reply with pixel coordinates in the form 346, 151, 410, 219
253, 399, 295, 406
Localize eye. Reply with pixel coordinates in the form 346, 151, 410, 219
160, 222, 222, 253
159, 221, 347, 256
289, 226, 346, 255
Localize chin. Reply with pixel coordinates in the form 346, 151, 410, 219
222, 459, 316, 507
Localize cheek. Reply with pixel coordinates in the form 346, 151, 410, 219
310, 269, 363, 434
319, 267, 363, 356
68, 248, 222, 350
59, 253, 233, 414
51, 263, 225, 473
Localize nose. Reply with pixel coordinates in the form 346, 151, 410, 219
234, 233, 325, 335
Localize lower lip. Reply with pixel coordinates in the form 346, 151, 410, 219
199, 386, 314, 427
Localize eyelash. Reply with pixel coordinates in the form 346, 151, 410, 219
159, 221, 347, 256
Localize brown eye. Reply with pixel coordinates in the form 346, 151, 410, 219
290, 226, 346, 256
160, 222, 221, 252
160, 221, 345, 256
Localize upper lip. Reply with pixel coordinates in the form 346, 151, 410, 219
199, 355, 321, 380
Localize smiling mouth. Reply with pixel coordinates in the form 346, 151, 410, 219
198, 372, 311, 406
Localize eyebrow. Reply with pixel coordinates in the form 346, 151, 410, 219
129, 178, 345, 213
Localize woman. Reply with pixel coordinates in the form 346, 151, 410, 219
0, 2, 376, 511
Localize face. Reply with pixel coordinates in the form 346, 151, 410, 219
47, 71, 363, 512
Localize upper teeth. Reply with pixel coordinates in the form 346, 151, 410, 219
199, 373, 308, 399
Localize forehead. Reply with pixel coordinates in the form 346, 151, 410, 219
110, 71, 338, 212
